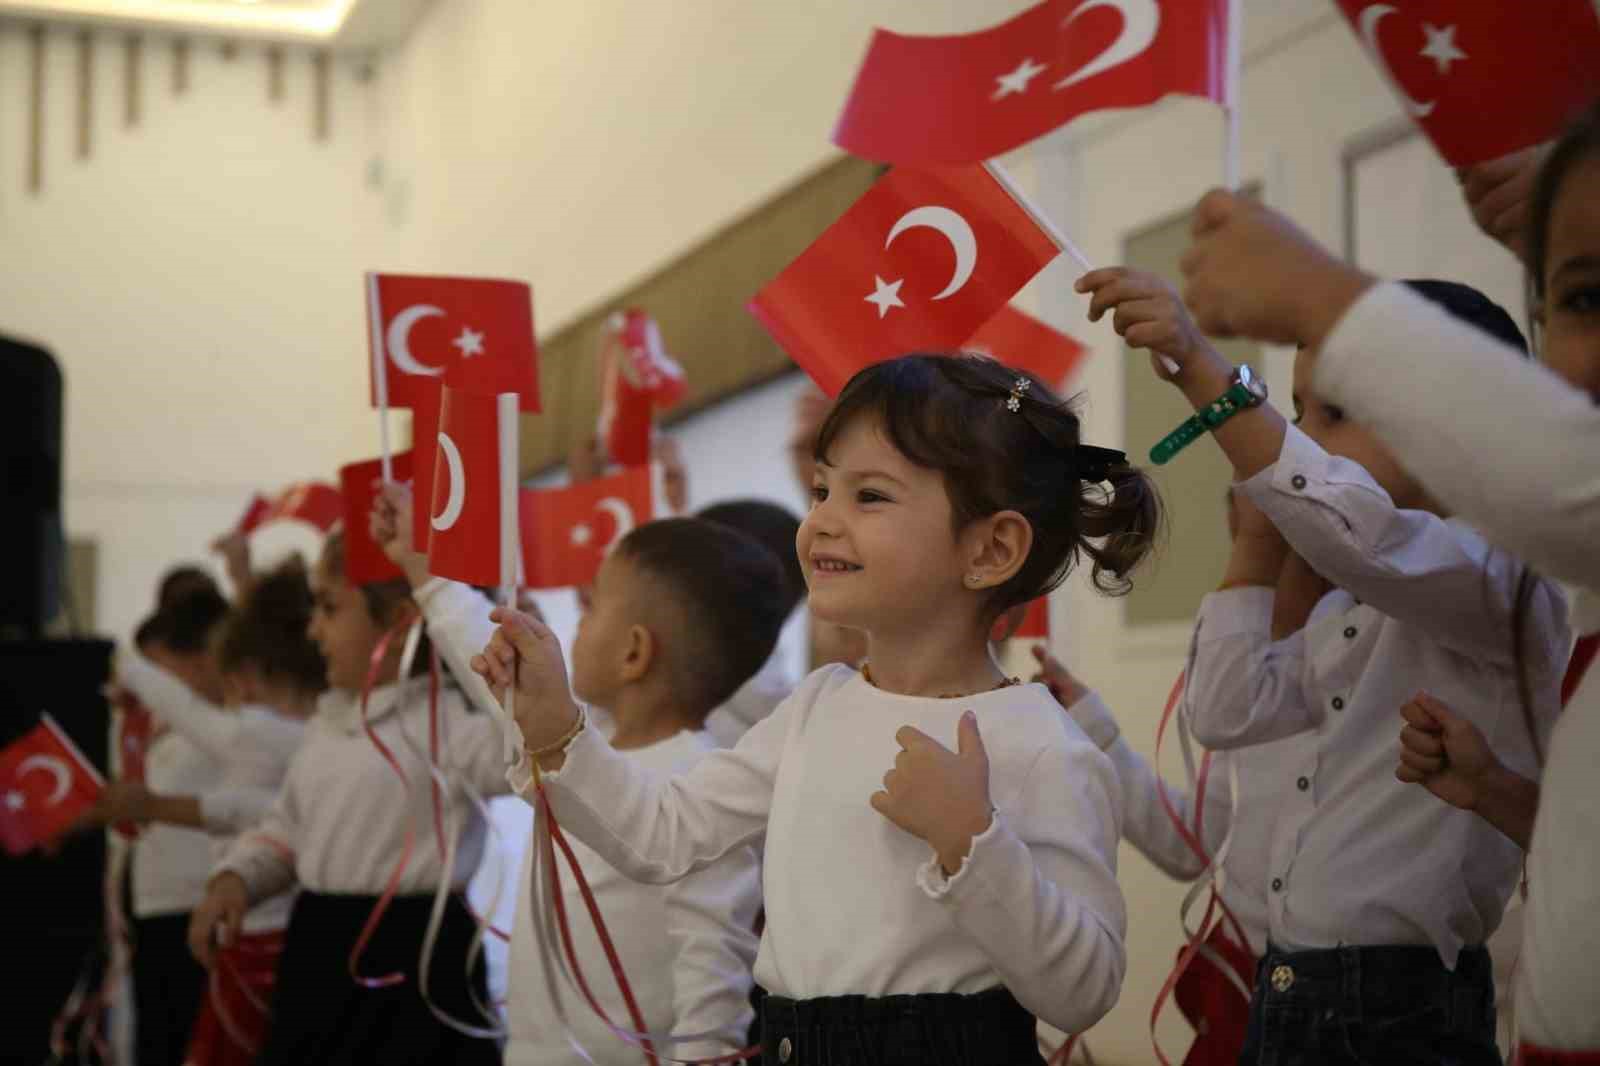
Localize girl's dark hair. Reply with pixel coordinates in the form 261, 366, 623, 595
217, 557, 327, 696
319, 530, 434, 680
1528, 100, 1600, 309
814, 354, 1162, 616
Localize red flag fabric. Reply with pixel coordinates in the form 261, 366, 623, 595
0, 714, 105, 855
992, 595, 1050, 642
338, 451, 415, 586
235, 494, 271, 535
749, 166, 1060, 396
238, 482, 344, 535
112, 693, 154, 840
1172, 923, 1255, 1066
520, 466, 654, 590
410, 384, 444, 554
599, 310, 688, 466
833, 0, 1230, 166
426, 388, 522, 588
1333, 1, 1600, 167
366, 273, 540, 412
965, 305, 1089, 387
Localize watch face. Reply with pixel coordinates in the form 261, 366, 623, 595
1237, 364, 1268, 403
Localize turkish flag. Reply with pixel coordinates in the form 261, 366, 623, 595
426, 387, 522, 589
599, 310, 688, 466
235, 494, 271, 535
966, 305, 1088, 387
111, 694, 154, 840
749, 166, 1060, 397
238, 482, 344, 535
834, 0, 1230, 166
1334, 1, 1600, 166
338, 450, 415, 585
410, 384, 444, 553
520, 466, 654, 590
366, 273, 540, 412
0, 714, 105, 856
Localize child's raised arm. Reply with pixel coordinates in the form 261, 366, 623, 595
476, 609, 788, 883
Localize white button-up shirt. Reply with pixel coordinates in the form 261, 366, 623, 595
1186, 424, 1569, 968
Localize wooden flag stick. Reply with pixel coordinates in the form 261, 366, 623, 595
365, 274, 394, 481
1223, 0, 1243, 190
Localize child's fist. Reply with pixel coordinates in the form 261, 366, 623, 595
870, 712, 994, 876
369, 480, 429, 588
1075, 266, 1219, 382
188, 873, 249, 968
472, 607, 580, 758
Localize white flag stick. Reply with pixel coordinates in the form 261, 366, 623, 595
1223, 0, 1243, 190
366, 274, 394, 482
981, 160, 1180, 376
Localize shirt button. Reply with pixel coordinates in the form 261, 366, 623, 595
1291, 474, 1307, 490
1331, 697, 1345, 711
779, 1036, 793, 1063
1343, 626, 1357, 639
1297, 776, 1310, 791
1272, 877, 1284, 891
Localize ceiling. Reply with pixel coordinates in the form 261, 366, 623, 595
0, 0, 433, 47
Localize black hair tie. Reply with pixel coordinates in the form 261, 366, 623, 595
1075, 445, 1127, 484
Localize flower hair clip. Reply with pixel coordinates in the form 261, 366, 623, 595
1005, 377, 1032, 412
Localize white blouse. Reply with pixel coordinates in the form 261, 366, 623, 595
531, 665, 1127, 1036
215, 677, 510, 901
119, 650, 306, 930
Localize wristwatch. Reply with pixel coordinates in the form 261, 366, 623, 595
1149, 364, 1268, 466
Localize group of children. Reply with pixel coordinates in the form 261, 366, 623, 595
78, 100, 1600, 1066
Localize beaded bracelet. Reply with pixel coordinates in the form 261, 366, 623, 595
525, 704, 587, 763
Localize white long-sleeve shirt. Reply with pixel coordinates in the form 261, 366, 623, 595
132, 730, 223, 919
1185, 423, 1569, 970
1066, 690, 1282, 956
214, 676, 510, 901
530, 665, 1127, 1036
413, 577, 762, 1064
119, 651, 307, 930
1313, 280, 1600, 1048
506, 729, 760, 1066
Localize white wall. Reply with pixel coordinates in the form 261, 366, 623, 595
0, 26, 387, 634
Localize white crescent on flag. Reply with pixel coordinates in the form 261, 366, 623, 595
387, 304, 448, 377
884, 206, 979, 301
1357, 4, 1436, 117
431, 433, 466, 532
16, 754, 72, 806
1055, 0, 1161, 92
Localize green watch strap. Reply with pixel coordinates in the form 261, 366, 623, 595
1148, 383, 1253, 466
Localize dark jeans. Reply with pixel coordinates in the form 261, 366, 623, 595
131, 912, 206, 1066
1239, 944, 1500, 1066
759, 987, 1044, 1066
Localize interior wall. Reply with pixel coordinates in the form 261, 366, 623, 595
0, 25, 387, 636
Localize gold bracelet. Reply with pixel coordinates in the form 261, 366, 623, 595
525, 704, 587, 762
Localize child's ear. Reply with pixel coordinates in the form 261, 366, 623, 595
620, 623, 656, 684
964, 510, 1032, 590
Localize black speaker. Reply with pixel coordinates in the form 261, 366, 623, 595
0, 334, 64, 637
0, 639, 112, 1064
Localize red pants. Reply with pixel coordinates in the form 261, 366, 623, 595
184, 929, 285, 1066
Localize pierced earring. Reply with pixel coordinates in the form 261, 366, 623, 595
966, 575, 981, 587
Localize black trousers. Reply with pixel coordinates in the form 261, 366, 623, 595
131, 911, 206, 1066
1239, 943, 1500, 1066
759, 986, 1045, 1066
257, 891, 501, 1066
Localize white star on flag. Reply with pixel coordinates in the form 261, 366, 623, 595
1419, 23, 1466, 75
452, 327, 486, 358
570, 523, 593, 547
864, 275, 906, 319
992, 57, 1047, 100
4, 791, 23, 811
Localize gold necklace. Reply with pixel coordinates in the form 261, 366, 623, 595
860, 662, 1021, 700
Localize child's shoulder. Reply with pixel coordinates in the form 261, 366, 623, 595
978, 682, 1102, 758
